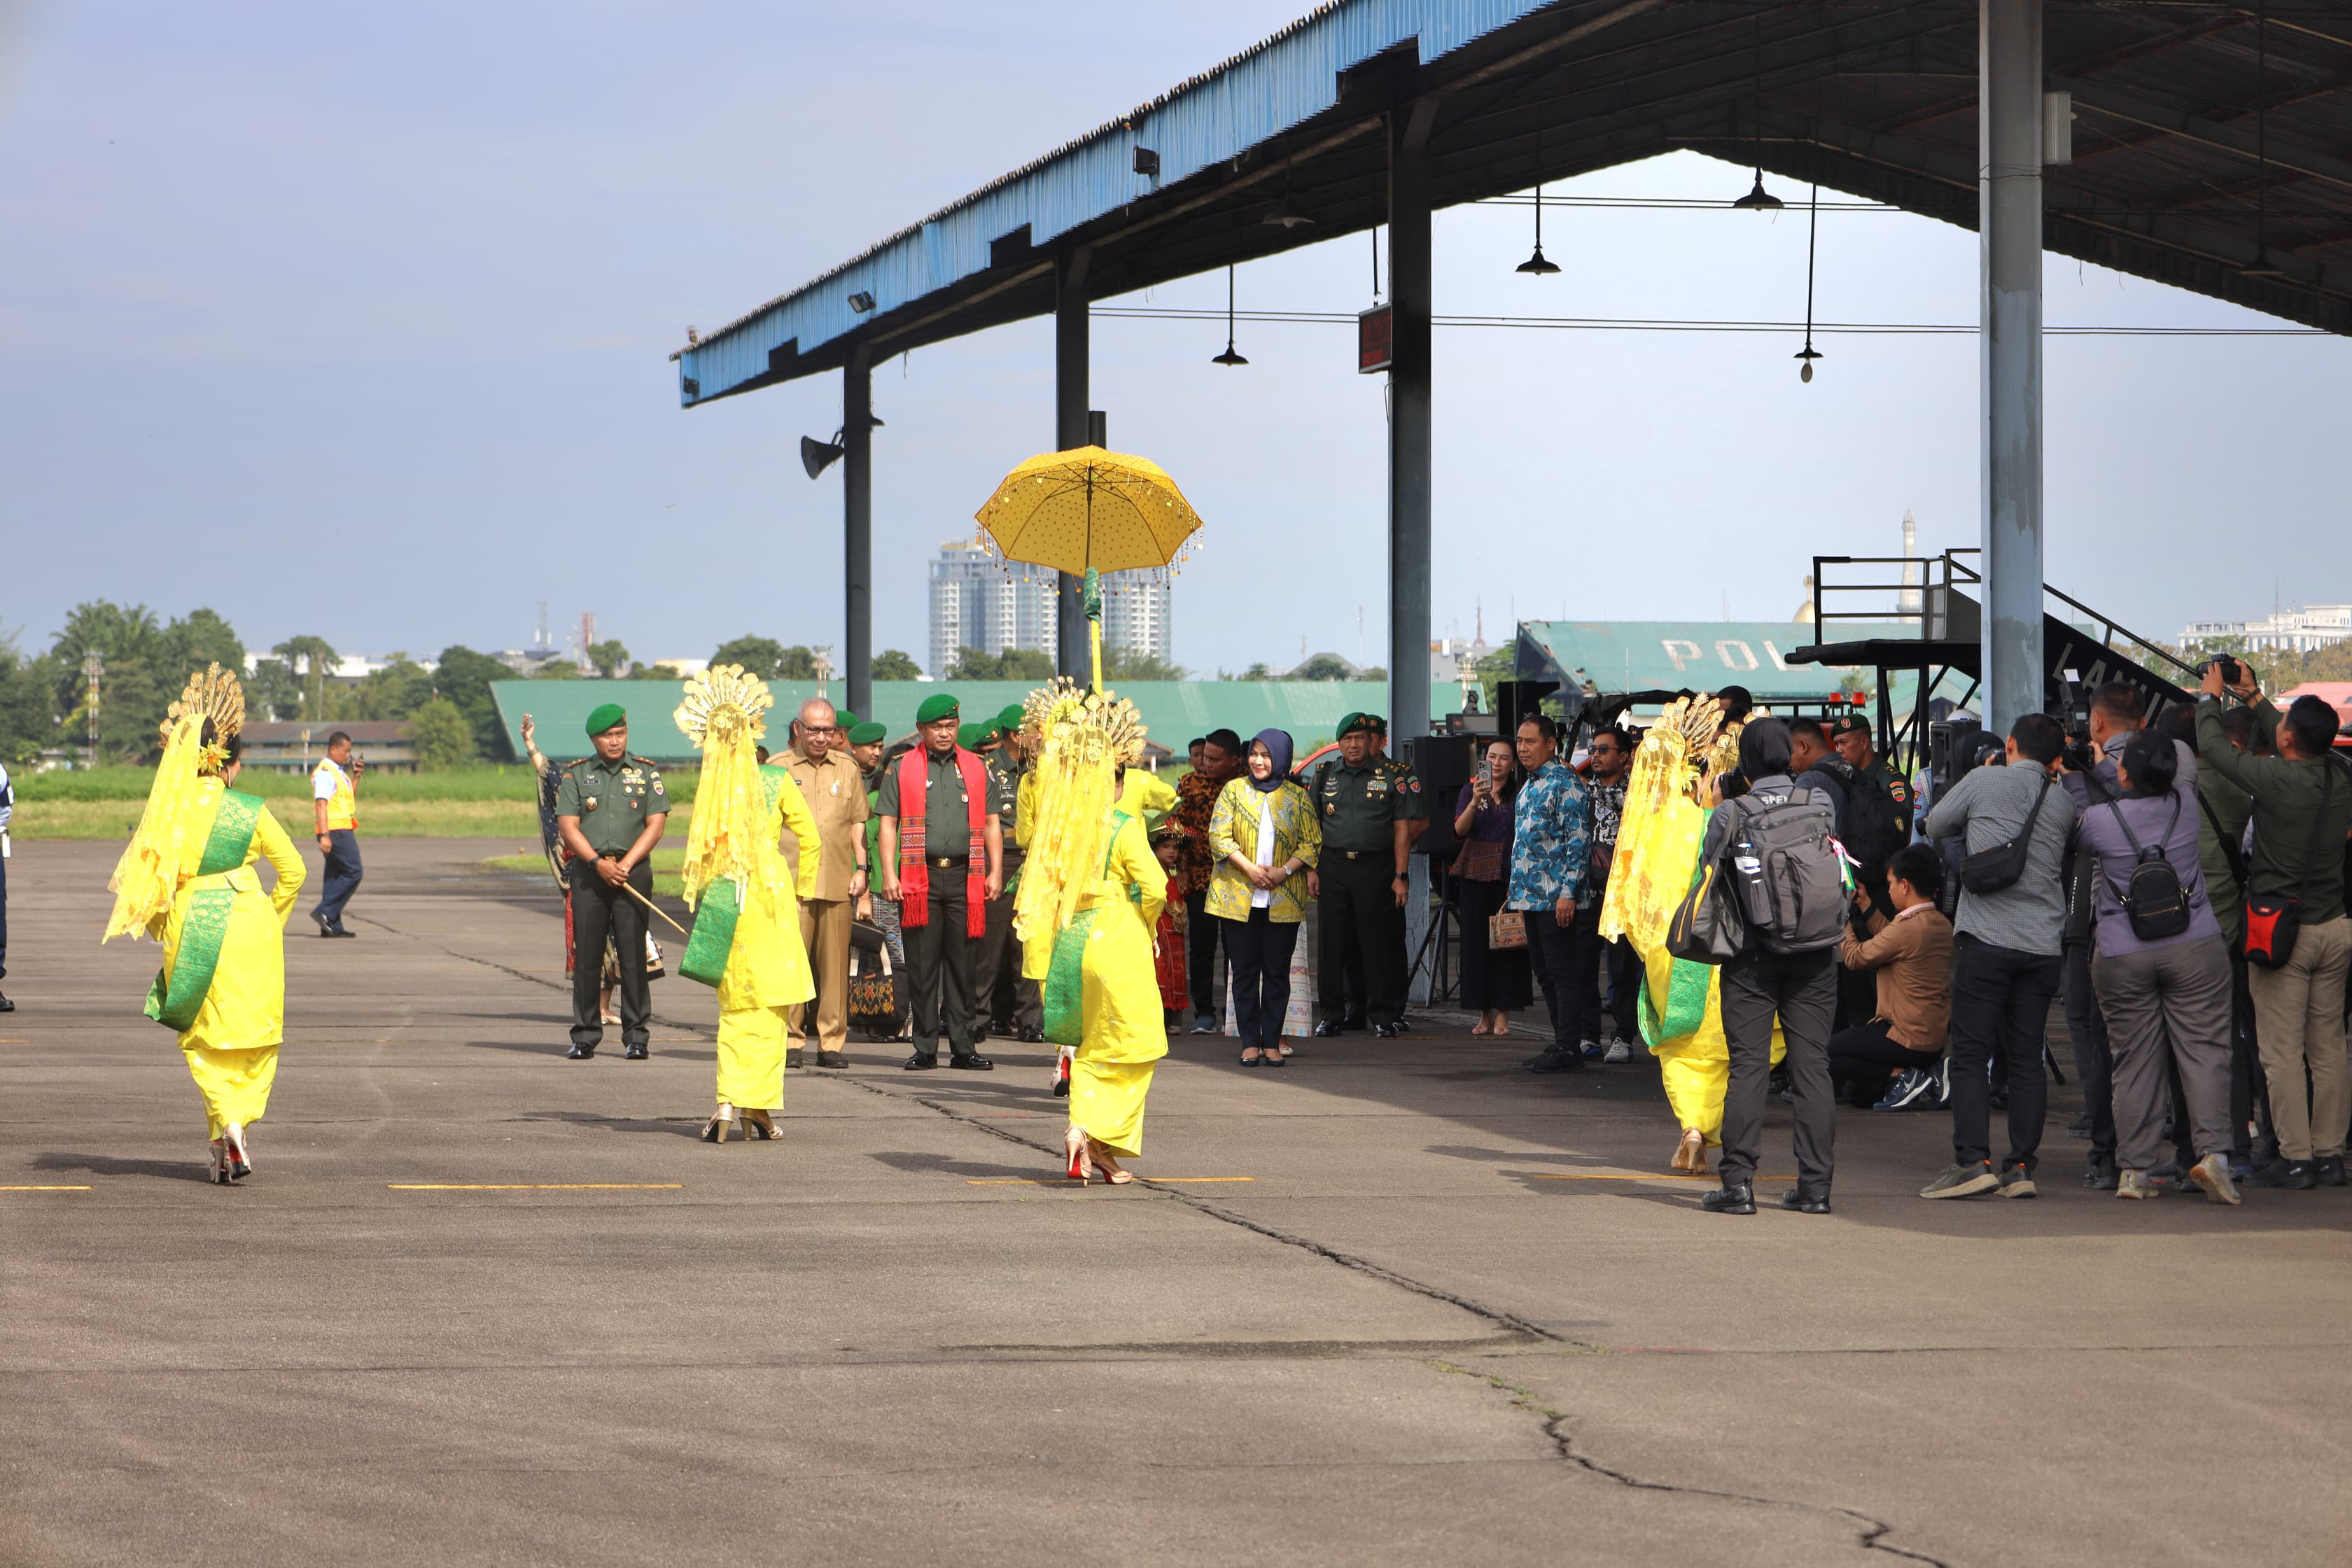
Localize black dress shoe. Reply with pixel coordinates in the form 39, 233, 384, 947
1372, 1021, 1407, 1040
1312, 1020, 1349, 1038
1778, 1187, 1831, 1215
902, 1052, 939, 1070
1527, 1046, 1583, 1074
565, 1043, 597, 1060
949, 1053, 994, 1070
817, 1050, 848, 1069
0, 991, 13, 1013
1018, 1026, 1044, 1044
331, 927, 358, 938
785, 1048, 805, 1069
624, 1042, 649, 1060
1700, 1181, 1756, 1214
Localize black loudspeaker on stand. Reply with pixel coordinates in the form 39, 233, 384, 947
1404, 734, 1474, 1006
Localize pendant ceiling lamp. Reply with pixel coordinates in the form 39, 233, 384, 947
1795, 181, 1823, 382
1211, 265, 1249, 365
1730, 14, 1783, 211
1516, 104, 1561, 274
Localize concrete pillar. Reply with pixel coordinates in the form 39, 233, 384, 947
1980, 0, 2044, 731
843, 350, 873, 721
1055, 251, 1092, 680
1390, 104, 1436, 1003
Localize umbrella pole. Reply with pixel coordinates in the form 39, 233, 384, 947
1082, 566, 1104, 694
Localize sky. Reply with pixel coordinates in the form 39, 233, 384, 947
6, 0, 2348, 678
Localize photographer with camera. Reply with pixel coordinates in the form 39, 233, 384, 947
2056, 683, 2199, 1188
1919, 714, 2078, 1200
2195, 660, 2352, 1189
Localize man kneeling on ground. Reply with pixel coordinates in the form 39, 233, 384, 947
1828, 844, 1953, 1110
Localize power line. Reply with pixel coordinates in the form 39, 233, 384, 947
1090, 306, 2332, 337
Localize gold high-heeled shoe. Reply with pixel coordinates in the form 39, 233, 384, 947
1065, 1124, 1092, 1184
741, 1108, 780, 1141
221, 1122, 253, 1180
207, 1139, 232, 1185
1671, 1128, 1708, 1175
1090, 1139, 1134, 1186
700, 1104, 738, 1143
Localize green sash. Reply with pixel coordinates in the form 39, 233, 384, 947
144, 790, 265, 1032
1042, 811, 1135, 1047
1635, 811, 1720, 1049
680, 768, 788, 988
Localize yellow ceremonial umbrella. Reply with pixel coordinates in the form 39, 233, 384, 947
974, 445, 1204, 690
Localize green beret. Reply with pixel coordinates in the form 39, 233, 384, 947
1364, 713, 1388, 734
957, 722, 987, 750
834, 710, 860, 732
584, 702, 626, 737
1336, 711, 1371, 738
995, 703, 1026, 735
847, 722, 887, 746
916, 692, 960, 725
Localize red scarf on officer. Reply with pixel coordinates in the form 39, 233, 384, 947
895, 745, 988, 937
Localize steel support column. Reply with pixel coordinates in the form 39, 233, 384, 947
843, 350, 873, 720
1390, 102, 1436, 1004
1054, 251, 1092, 680
1980, 0, 2045, 731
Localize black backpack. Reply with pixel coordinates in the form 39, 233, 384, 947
2104, 796, 2192, 942
1721, 787, 1847, 954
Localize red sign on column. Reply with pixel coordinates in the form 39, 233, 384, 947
1357, 304, 1393, 374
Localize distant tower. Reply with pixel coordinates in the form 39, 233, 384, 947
578, 611, 597, 673
536, 601, 550, 652
1898, 510, 1923, 618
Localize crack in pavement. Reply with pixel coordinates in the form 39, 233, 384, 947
1429, 1362, 1953, 1567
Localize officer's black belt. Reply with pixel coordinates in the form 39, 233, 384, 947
932, 856, 968, 869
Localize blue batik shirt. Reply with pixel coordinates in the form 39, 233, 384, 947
1506, 757, 1592, 911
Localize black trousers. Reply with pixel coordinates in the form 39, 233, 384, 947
906, 867, 976, 1057
1224, 909, 1301, 1054
0, 844, 9, 977
569, 858, 652, 1049
2226, 938, 2274, 1161
1455, 874, 1532, 1012
2064, 942, 2118, 1161
1947, 934, 2064, 1171
1827, 1018, 1942, 1106
1317, 854, 1404, 1027
1186, 887, 1224, 1023
974, 854, 1041, 1032
1526, 906, 1595, 1052
1718, 946, 1839, 1189
1604, 935, 1642, 1043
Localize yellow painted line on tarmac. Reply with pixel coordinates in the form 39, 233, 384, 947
1, 1185, 91, 1191
965, 1176, 1254, 1186
1530, 1172, 1798, 1182
387, 1183, 685, 1191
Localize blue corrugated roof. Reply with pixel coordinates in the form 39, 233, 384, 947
676, 0, 1558, 405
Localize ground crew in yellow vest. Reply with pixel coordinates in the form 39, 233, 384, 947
309, 729, 365, 937
975, 703, 1043, 1043
877, 692, 1002, 1070
782, 696, 869, 1070
554, 704, 672, 1060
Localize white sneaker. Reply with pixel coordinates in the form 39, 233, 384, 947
1602, 1037, 1633, 1063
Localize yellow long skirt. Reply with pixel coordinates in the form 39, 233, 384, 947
1070, 903, 1168, 1158
713, 881, 809, 1112
1643, 947, 1786, 1147
161, 870, 290, 1137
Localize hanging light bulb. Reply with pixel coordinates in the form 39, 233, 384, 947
1795, 345, 1821, 382
1211, 263, 1249, 365
1732, 172, 1784, 211
1794, 179, 1823, 382
1516, 108, 1561, 274
1730, 13, 1782, 211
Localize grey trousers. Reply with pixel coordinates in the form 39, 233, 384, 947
1718, 946, 1840, 1189
2091, 936, 2235, 1172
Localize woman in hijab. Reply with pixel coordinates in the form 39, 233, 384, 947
1205, 729, 1322, 1065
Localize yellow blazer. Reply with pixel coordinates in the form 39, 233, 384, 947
1204, 777, 1321, 923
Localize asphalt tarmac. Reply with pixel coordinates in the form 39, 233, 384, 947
4, 839, 2348, 1566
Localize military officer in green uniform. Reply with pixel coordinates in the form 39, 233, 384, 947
1310, 712, 1426, 1038
554, 703, 672, 1060
877, 692, 1002, 1070
974, 704, 1042, 1042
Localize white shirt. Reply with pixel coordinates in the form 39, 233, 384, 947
1250, 797, 1279, 909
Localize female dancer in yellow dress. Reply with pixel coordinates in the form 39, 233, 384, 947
673, 666, 820, 1142
1597, 695, 1782, 1175
1012, 680, 1165, 1184
104, 666, 305, 1184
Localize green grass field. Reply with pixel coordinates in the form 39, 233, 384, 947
9, 763, 702, 841
482, 847, 688, 899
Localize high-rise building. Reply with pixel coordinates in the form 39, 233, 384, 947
928, 540, 1059, 678
1100, 570, 1174, 668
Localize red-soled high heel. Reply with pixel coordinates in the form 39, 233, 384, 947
1065, 1124, 1092, 1184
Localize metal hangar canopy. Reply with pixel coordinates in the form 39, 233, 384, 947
674, 0, 2352, 402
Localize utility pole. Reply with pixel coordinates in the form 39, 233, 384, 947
83, 653, 103, 767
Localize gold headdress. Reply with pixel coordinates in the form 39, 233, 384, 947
160, 663, 247, 776
1012, 677, 1149, 965
672, 664, 782, 909
104, 664, 246, 942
